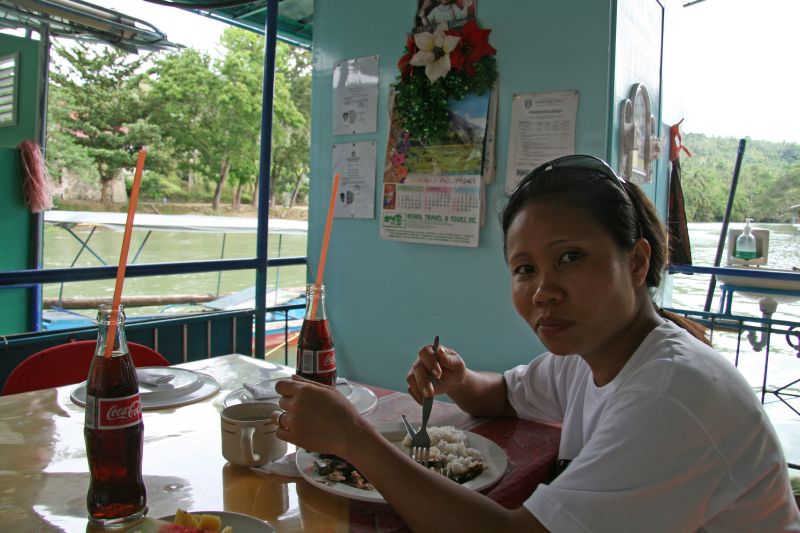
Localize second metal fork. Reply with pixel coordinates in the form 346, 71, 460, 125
409, 335, 438, 465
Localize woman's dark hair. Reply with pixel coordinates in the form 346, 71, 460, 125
501, 159, 708, 344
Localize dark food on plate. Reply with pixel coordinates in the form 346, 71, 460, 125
314, 454, 373, 490
312, 426, 488, 492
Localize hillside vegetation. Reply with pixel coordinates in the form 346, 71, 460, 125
679, 133, 800, 222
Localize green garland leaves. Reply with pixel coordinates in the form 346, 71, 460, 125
394, 55, 497, 145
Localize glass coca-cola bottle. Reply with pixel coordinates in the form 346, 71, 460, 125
296, 283, 337, 386
84, 304, 147, 526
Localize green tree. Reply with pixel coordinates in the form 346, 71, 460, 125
45, 84, 99, 186
201, 29, 264, 210
266, 42, 311, 208
49, 43, 165, 203
146, 48, 220, 191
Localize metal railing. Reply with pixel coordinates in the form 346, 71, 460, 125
665, 306, 800, 415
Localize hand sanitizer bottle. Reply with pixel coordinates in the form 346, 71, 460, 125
735, 218, 758, 260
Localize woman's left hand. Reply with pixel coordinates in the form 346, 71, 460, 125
272, 375, 364, 457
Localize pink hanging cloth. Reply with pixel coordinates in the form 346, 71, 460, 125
17, 140, 53, 213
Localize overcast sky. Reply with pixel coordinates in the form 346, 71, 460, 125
670, 0, 800, 144
75, 0, 800, 144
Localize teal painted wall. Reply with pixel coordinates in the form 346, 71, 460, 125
0, 34, 40, 334
308, 0, 665, 391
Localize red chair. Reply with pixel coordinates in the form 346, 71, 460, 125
1, 340, 170, 396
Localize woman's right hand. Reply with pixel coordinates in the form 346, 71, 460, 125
406, 342, 466, 404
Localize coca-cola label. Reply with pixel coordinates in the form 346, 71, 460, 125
298, 348, 336, 374
85, 393, 142, 429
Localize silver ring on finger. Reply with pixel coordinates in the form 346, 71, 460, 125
277, 410, 288, 430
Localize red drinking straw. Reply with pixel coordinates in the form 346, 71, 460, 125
104, 148, 147, 357
310, 172, 340, 317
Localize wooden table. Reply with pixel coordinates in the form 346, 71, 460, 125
0, 354, 560, 532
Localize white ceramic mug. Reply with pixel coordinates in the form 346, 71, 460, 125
220, 402, 287, 467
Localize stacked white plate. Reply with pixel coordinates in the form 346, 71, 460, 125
71, 367, 220, 410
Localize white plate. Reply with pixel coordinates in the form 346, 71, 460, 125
71, 371, 220, 410
158, 511, 273, 532
295, 423, 508, 503
224, 379, 377, 415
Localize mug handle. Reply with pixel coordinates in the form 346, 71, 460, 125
241, 426, 261, 464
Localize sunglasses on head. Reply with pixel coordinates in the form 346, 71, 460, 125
514, 154, 642, 238
515, 154, 632, 202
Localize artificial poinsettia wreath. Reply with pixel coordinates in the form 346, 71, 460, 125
394, 19, 498, 144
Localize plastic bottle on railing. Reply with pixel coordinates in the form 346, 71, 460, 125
84, 304, 147, 527
735, 218, 758, 260
296, 283, 337, 386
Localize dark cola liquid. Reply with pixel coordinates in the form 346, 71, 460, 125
84, 352, 147, 525
296, 318, 337, 386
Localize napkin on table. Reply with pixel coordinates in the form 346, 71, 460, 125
254, 452, 300, 477
137, 369, 174, 386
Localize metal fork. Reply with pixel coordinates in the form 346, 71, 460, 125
409, 335, 438, 465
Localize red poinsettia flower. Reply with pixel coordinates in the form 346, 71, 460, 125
448, 20, 496, 76
397, 34, 417, 78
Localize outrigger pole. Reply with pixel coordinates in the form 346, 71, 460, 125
703, 138, 746, 312
253, 0, 279, 359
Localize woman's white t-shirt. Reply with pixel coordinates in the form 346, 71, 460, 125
505, 320, 800, 532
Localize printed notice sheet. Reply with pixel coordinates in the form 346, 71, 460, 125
333, 141, 376, 219
380, 91, 491, 248
505, 90, 579, 193
332, 55, 379, 136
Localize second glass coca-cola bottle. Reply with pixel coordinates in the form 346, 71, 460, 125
84, 304, 147, 526
296, 283, 337, 386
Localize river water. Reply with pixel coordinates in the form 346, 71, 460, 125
43, 224, 308, 317
668, 223, 800, 397
44, 220, 798, 317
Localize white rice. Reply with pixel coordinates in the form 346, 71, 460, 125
402, 426, 485, 476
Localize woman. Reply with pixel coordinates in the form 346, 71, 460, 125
273, 155, 800, 532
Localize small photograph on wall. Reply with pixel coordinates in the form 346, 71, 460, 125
415, 0, 477, 33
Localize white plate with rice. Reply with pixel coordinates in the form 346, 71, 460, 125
295, 423, 508, 503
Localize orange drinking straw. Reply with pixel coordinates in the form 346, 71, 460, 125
310, 172, 340, 317
104, 148, 147, 357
